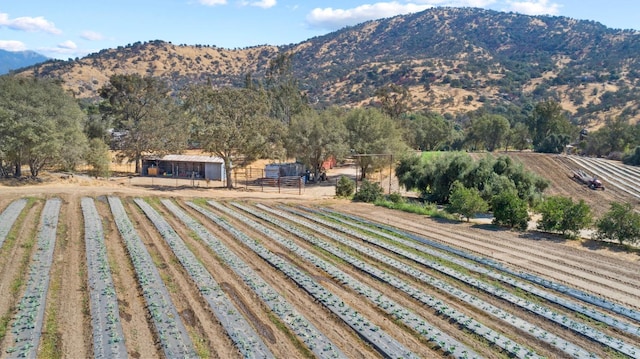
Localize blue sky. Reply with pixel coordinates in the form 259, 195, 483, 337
1, 0, 638, 59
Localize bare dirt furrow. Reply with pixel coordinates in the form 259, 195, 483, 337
54, 195, 91, 357
239, 202, 472, 357
281, 204, 616, 358
334, 203, 640, 310
123, 198, 240, 358
95, 196, 160, 359
0, 200, 40, 353
200, 201, 439, 358
174, 200, 383, 359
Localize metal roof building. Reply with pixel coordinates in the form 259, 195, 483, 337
142, 154, 226, 180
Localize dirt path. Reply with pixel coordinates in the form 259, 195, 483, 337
54, 194, 91, 357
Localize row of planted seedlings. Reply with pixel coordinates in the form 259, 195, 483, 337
325, 209, 640, 325
81, 197, 128, 358
0, 199, 27, 250
186, 200, 420, 359
214, 201, 481, 359
270, 204, 596, 358
133, 198, 275, 359
294, 206, 640, 358
318, 208, 640, 339
161, 199, 346, 359
6, 198, 61, 358
107, 196, 198, 358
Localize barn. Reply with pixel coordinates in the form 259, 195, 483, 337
141, 154, 226, 181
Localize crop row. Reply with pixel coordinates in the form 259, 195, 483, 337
291, 206, 640, 357
81, 197, 128, 359
0, 199, 27, 250
323, 208, 640, 324
107, 196, 197, 358
161, 199, 345, 359
319, 208, 640, 338
186, 201, 419, 359
257, 203, 588, 358
133, 198, 274, 359
6, 198, 61, 359
568, 155, 640, 200
214, 201, 480, 359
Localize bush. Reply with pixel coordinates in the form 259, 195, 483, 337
335, 176, 355, 198
491, 191, 530, 230
446, 181, 488, 222
536, 196, 592, 238
353, 179, 384, 203
595, 202, 640, 245
623, 146, 640, 166
386, 192, 405, 203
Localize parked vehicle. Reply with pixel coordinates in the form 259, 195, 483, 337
571, 169, 605, 190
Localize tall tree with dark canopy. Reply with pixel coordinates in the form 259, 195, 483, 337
285, 107, 348, 181
265, 52, 308, 125
0, 76, 86, 177
99, 74, 186, 173
184, 85, 279, 188
527, 100, 574, 152
345, 108, 407, 180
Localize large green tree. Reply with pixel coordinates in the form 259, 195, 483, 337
0, 76, 87, 177
184, 85, 280, 188
375, 84, 410, 120
265, 52, 308, 125
595, 202, 640, 245
466, 114, 510, 152
537, 196, 592, 238
408, 112, 452, 151
285, 107, 347, 180
345, 108, 407, 180
447, 181, 488, 222
527, 100, 574, 152
99, 74, 186, 173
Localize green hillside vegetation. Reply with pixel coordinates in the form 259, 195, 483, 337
13, 7, 640, 130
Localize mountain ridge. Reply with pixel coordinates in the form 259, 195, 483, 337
0, 49, 49, 75
14, 7, 640, 128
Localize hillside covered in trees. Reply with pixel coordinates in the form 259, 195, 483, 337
14, 7, 640, 129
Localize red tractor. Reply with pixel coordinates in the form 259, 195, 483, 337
571, 170, 605, 190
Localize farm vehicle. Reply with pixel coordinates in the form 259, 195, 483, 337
571, 169, 605, 190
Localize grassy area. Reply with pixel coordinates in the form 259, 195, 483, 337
374, 198, 457, 220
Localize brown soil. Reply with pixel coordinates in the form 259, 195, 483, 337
0, 152, 638, 358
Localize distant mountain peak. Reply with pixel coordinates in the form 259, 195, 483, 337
0, 49, 49, 75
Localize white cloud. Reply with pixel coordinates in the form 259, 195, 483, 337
306, 2, 432, 30
0, 40, 27, 52
81, 30, 104, 41
239, 0, 276, 8
0, 12, 62, 34
506, 0, 561, 15
253, 0, 276, 8
198, 0, 227, 5
58, 40, 77, 50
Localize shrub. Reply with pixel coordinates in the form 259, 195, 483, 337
536, 196, 592, 238
386, 192, 405, 204
595, 202, 640, 245
622, 146, 640, 166
446, 181, 488, 222
353, 179, 384, 203
491, 191, 530, 230
335, 176, 355, 198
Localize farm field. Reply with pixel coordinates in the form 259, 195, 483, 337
0, 152, 640, 358
0, 188, 639, 358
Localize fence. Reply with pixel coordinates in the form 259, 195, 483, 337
232, 168, 305, 194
